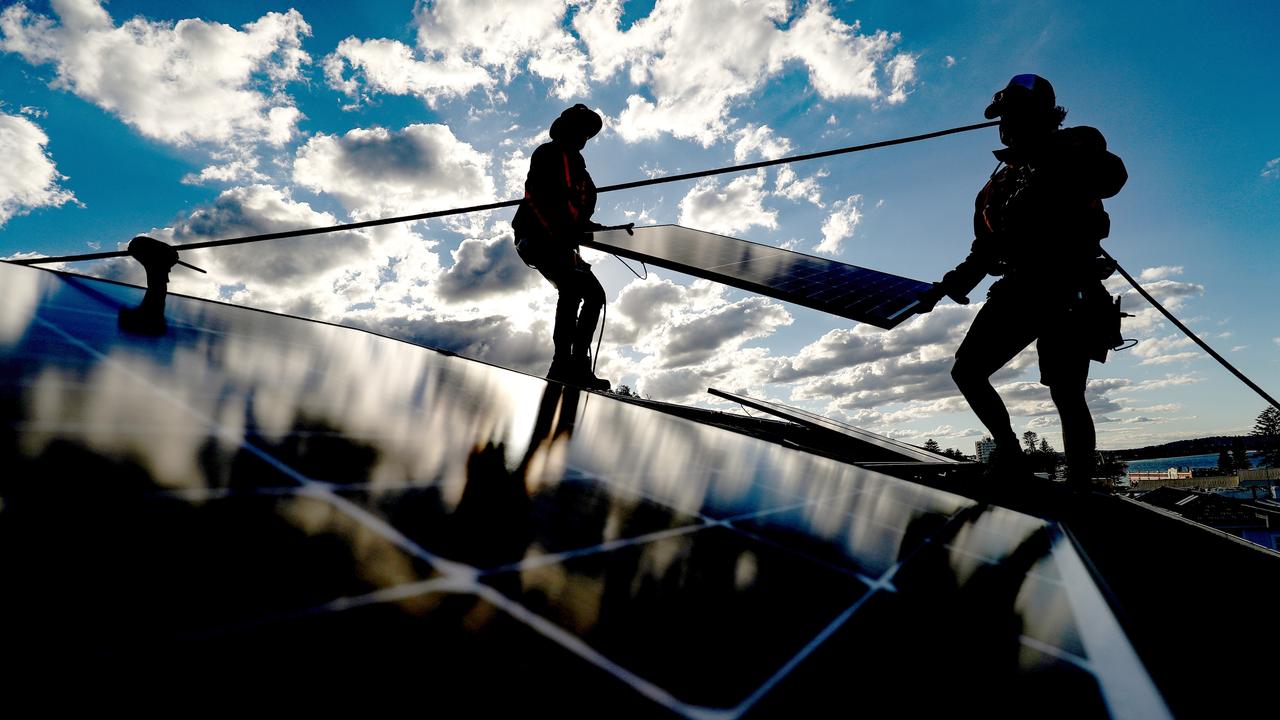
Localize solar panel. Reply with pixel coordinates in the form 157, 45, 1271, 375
581, 225, 931, 329
0, 261, 1168, 716
708, 388, 959, 464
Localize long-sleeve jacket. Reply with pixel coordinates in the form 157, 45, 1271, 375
511, 140, 597, 249
940, 126, 1127, 302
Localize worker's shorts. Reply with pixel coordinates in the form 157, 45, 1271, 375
954, 289, 1091, 389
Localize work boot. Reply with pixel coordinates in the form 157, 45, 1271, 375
984, 446, 1029, 480
573, 354, 611, 392
547, 356, 575, 384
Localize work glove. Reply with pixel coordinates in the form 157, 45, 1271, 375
916, 281, 972, 314
914, 283, 947, 314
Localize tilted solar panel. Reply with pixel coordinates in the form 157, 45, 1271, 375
708, 387, 959, 464
581, 225, 931, 329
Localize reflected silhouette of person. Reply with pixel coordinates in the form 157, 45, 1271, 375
889, 509, 1067, 715
451, 383, 581, 574
916, 75, 1127, 488
512, 104, 626, 391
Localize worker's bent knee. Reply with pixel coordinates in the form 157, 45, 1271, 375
951, 358, 988, 386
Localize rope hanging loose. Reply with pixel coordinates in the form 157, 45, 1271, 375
9, 120, 998, 268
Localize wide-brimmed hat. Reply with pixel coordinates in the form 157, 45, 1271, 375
549, 103, 603, 140
984, 74, 1055, 119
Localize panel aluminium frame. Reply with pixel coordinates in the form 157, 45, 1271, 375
581, 225, 930, 329
707, 388, 958, 464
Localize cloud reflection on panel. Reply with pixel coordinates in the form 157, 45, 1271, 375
0, 266, 43, 347
18, 292, 555, 498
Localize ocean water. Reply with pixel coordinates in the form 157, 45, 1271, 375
1124, 452, 1263, 475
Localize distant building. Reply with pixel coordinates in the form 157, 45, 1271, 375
1128, 468, 1237, 492
1137, 487, 1280, 552
1129, 467, 1191, 483
975, 438, 996, 464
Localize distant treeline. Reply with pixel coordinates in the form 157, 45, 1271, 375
1111, 435, 1279, 461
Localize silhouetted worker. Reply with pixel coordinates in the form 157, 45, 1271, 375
917, 74, 1127, 488
117, 235, 179, 335
512, 104, 628, 391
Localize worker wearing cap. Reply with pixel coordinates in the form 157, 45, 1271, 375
512, 104, 613, 390
917, 74, 1128, 488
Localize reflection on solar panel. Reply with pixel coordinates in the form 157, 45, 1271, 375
708, 388, 958, 464
0, 261, 1169, 716
581, 225, 931, 329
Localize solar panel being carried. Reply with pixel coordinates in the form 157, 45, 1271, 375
581, 225, 931, 329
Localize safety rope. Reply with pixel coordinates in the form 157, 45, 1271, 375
9, 120, 998, 267
6, 117, 1275, 411
1103, 249, 1280, 412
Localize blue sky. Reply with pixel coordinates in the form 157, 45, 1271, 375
2, 0, 1277, 452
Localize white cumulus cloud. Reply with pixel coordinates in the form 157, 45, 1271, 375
733, 124, 793, 162
815, 194, 862, 255
0, 110, 77, 226
578, 0, 912, 146
0, 0, 310, 147
325, 0, 588, 106
292, 123, 496, 219
883, 53, 917, 104
323, 37, 494, 108
677, 169, 777, 235
774, 165, 826, 207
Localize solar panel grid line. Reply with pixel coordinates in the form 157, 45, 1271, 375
719, 523, 884, 587
29, 314, 473, 578
173, 575, 474, 646
715, 492, 873, 526
1018, 634, 1094, 672
1048, 535, 1174, 720
726, 590, 883, 720
471, 582, 733, 720
27, 312, 917, 717
475, 523, 713, 578
940, 542, 1066, 588
23, 313, 714, 715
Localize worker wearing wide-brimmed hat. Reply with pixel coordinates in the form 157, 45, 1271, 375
916, 74, 1128, 489
512, 104, 615, 390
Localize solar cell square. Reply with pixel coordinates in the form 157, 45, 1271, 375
742, 590, 1108, 719
582, 225, 932, 328
479, 525, 870, 710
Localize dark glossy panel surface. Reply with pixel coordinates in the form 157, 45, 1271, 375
0, 262, 1166, 717
582, 225, 932, 329
338, 472, 706, 572
744, 591, 1107, 718
0, 489, 436, 657
181, 593, 679, 716
482, 526, 869, 709
734, 484, 964, 579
